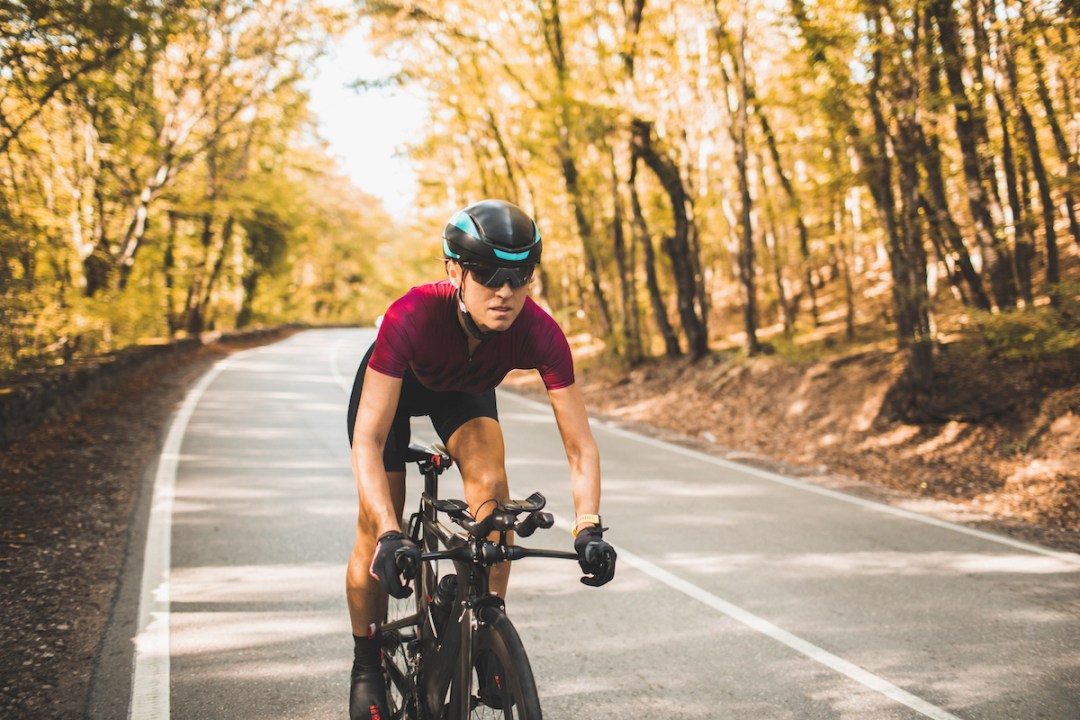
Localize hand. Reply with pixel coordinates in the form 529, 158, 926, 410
369, 531, 420, 599
574, 527, 616, 587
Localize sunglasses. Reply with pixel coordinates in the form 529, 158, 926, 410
462, 263, 535, 289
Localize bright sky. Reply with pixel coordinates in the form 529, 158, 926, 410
308, 26, 426, 214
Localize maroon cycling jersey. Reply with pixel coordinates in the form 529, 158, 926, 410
368, 280, 575, 393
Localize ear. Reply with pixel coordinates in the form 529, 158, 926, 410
446, 260, 463, 289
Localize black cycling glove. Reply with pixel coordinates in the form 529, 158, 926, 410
574, 527, 616, 587
369, 531, 420, 599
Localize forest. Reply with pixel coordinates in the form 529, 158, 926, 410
2, 0, 1077, 407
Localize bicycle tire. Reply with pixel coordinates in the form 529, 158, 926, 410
382, 559, 434, 720
467, 607, 543, 720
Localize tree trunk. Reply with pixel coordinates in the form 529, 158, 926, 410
236, 269, 259, 329
1000, 36, 1060, 286
917, 8, 991, 310
630, 118, 709, 359
610, 148, 643, 363
868, 9, 933, 397
833, 195, 856, 340
1024, 16, 1080, 247
763, 214, 793, 336
164, 210, 179, 337
929, 0, 1016, 309
733, 17, 760, 355
190, 215, 235, 334
83, 186, 113, 296
920, 193, 971, 305
711, 0, 793, 337
538, 0, 614, 337
629, 163, 681, 357
993, 88, 1035, 306
116, 161, 171, 290
759, 109, 817, 327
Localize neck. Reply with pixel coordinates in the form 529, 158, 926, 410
456, 287, 494, 342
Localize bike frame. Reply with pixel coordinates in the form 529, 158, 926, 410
385, 452, 575, 719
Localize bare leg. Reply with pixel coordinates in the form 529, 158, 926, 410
448, 417, 512, 597
346, 470, 406, 635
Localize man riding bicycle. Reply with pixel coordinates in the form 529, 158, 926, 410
345, 199, 617, 719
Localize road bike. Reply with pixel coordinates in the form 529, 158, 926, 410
381, 441, 579, 719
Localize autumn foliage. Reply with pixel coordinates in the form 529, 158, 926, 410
2, 0, 1078, 398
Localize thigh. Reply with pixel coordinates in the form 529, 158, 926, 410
446, 416, 510, 512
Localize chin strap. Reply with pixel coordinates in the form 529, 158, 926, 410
457, 281, 496, 341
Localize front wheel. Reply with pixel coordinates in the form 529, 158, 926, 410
382, 559, 435, 720
468, 608, 543, 720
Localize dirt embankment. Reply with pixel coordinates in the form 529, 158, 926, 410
554, 346, 1078, 552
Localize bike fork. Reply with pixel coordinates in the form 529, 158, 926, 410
448, 604, 475, 719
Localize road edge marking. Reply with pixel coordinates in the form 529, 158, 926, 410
607, 533, 964, 720
550, 511, 962, 718
501, 391, 1080, 565
128, 353, 244, 719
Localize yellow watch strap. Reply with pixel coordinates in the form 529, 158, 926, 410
572, 514, 602, 537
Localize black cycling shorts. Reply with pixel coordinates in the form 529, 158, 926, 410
346, 343, 499, 471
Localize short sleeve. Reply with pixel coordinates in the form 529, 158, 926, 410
367, 296, 413, 379
529, 306, 575, 390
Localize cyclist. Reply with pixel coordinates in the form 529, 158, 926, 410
345, 199, 617, 719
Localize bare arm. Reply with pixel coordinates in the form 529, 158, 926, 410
547, 383, 601, 529
350, 366, 404, 536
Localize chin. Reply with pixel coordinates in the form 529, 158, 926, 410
483, 314, 518, 332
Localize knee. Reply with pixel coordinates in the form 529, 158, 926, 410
465, 469, 509, 506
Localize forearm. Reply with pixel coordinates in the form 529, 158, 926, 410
548, 383, 604, 531
351, 440, 401, 536
568, 440, 601, 520
350, 367, 404, 537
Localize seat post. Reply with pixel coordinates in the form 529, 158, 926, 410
424, 467, 439, 502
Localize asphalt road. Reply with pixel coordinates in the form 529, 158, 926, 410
107, 329, 1080, 719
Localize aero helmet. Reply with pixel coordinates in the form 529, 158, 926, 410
442, 199, 542, 268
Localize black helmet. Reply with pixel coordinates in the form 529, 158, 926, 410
442, 199, 542, 267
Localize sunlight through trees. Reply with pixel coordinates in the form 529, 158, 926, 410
2, 0, 1077, 400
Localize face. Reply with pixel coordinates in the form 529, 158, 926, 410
447, 261, 531, 333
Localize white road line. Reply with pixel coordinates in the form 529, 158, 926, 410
129, 352, 249, 720
617, 537, 962, 720
503, 390, 1080, 565
547, 513, 961, 719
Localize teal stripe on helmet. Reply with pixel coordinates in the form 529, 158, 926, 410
442, 238, 460, 258
493, 247, 531, 261
450, 211, 481, 239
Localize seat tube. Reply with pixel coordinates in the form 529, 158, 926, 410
423, 469, 439, 553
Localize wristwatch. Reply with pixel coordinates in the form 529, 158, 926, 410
572, 514, 602, 537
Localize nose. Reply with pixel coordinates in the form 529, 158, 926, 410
494, 281, 514, 297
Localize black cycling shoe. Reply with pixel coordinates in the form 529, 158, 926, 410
475, 652, 508, 710
349, 666, 391, 720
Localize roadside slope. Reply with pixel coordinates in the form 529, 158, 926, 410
562, 346, 1079, 553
